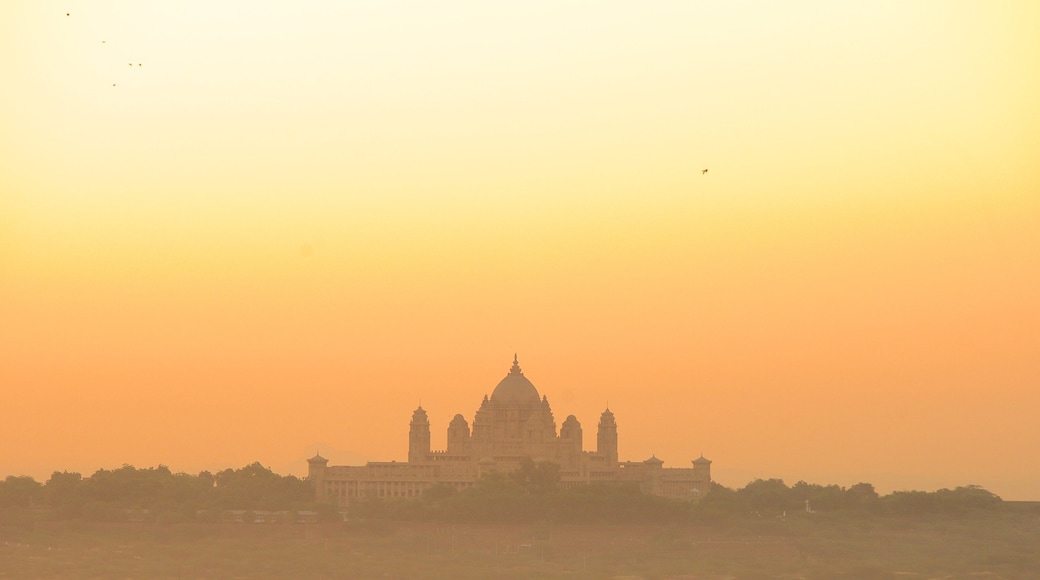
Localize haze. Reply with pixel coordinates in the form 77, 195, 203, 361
1, 1, 1038, 500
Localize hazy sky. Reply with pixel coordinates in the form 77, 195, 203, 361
2, 1, 1038, 499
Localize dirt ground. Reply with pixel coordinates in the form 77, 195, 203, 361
2, 513, 1038, 579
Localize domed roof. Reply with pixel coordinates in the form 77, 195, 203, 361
490, 355, 540, 406
450, 413, 468, 426
561, 415, 581, 432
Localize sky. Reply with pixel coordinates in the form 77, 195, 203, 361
1, 1, 1038, 500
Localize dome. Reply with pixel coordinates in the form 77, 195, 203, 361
449, 413, 468, 427
490, 355, 541, 405
561, 415, 581, 433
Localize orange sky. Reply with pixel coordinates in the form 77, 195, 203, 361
2, 1, 1039, 499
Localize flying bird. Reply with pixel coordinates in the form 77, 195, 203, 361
701, 169, 708, 175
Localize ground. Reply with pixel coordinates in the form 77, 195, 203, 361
2, 511, 1038, 579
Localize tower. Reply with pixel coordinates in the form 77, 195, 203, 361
597, 408, 618, 467
307, 453, 328, 501
446, 413, 470, 454
408, 406, 431, 463
559, 415, 583, 469
560, 414, 583, 449
692, 455, 712, 494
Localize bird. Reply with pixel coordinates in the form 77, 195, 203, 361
701, 169, 708, 175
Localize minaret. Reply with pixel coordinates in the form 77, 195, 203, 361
408, 406, 431, 463
597, 408, 618, 467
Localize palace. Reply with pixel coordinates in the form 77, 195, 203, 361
308, 356, 711, 504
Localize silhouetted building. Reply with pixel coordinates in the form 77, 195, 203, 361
308, 356, 711, 504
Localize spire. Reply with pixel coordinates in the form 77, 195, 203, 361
510, 354, 522, 375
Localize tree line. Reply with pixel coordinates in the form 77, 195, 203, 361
350, 458, 1003, 524
0, 458, 1003, 527
0, 462, 322, 525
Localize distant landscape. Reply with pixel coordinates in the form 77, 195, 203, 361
5, 3, 1037, 577
3, 463, 1038, 578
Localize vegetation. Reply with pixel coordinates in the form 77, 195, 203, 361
349, 459, 1007, 526
0, 460, 1011, 526
2, 462, 1036, 577
1, 463, 316, 525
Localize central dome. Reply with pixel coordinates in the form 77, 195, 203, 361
490, 355, 540, 405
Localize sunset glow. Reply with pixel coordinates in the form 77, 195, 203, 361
2, 1, 1038, 499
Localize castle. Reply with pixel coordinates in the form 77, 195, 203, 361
308, 356, 711, 504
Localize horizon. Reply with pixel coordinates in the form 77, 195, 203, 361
3, 353, 1033, 500
2, 1, 1038, 501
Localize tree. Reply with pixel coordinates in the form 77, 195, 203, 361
845, 482, 879, 508
790, 481, 845, 511
511, 457, 561, 495
740, 479, 791, 514
45, 471, 84, 517
0, 476, 42, 508
935, 485, 1002, 512
693, 482, 743, 521
212, 462, 313, 510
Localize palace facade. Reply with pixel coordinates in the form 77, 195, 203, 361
308, 356, 711, 504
